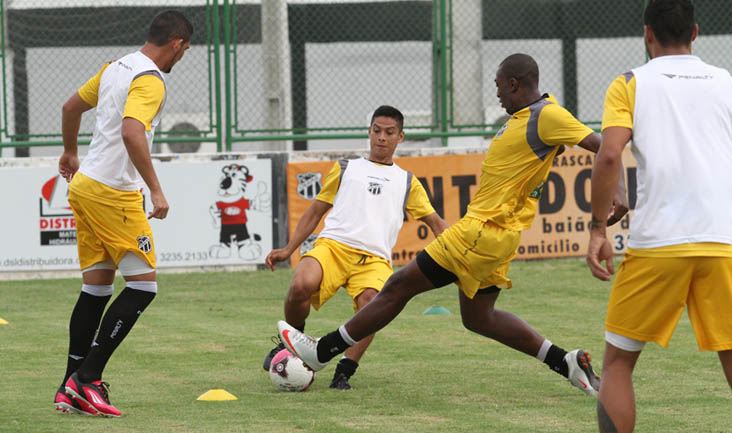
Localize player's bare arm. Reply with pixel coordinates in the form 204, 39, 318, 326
59, 93, 94, 182
121, 117, 168, 220
418, 212, 449, 237
265, 199, 332, 271
587, 126, 631, 281
577, 132, 629, 226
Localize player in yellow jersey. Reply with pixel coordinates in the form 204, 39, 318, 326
588, 1, 732, 431
264, 105, 448, 389
54, 11, 192, 417
278, 54, 628, 398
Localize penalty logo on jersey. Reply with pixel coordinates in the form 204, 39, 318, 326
137, 235, 152, 253
367, 182, 383, 195
296, 172, 322, 200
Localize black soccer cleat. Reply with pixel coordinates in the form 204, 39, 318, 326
263, 336, 286, 371
329, 372, 352, 390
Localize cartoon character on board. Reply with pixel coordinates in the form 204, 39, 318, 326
209, 163, 271, 260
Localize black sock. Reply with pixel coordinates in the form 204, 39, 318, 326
76, 287, 155, 383
62, 291, 112, 387
543, 344, 569, 378
333, 357, 359, 380
294, 321, 305, 332
317, 330, 350, 364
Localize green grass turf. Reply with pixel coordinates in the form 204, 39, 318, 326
0, 258, 730, 432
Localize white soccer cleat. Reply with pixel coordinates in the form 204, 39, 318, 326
277, 320, 328, 372
565, 349, 601, 397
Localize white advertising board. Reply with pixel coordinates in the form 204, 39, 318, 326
0, 159, 273, 272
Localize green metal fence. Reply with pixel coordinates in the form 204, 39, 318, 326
1, 0, 731, 156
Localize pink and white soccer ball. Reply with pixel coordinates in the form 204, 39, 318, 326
269, 348, 315, 392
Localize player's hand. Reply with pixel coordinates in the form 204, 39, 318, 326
606, 187, 629, 226
586, 230, 614, 281
265, 248, 291, 271
58, 151, 79, 182
148, 189, 170, 220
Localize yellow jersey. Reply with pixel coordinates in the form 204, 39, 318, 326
466, 94, 592, 231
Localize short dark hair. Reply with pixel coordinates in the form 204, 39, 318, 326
370, 105, 404, 131
147, 10, 194, 46
644, 0, 695, 46
499, 53, 539, 87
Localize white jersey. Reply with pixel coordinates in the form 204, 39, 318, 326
79, 51, 166, 191
629, 55, 732, 248
319, 158, 413, 261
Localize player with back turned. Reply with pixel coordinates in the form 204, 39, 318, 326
588, 1, 732, 431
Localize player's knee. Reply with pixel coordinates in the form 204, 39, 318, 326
379, 276, 411, 304
287, 279, 316, 303
461, 309, 497, 336
358, 288, 378, 304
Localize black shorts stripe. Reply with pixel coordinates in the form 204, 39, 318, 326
416, 250, 457, 288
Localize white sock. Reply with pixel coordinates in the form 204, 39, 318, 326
338, 325, 358, 346
535, 339, 552, 362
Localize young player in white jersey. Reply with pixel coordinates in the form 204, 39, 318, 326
54, 11, 192, 417
263, 105, 448, 389
588, 1, 732, 431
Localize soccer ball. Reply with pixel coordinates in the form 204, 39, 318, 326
269, 348, 315, 392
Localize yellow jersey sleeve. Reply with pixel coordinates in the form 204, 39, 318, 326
314, 162, 342, 204
537, 103, 593, 147
77, 62, 112, 107
122, 74, 166, 131
602, 73, 636, 131
405, 176, 436, 220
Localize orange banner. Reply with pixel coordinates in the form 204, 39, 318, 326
286, 148, 636, 266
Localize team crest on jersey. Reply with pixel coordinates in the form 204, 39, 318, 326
296, 172, 322, 200
137, 235, 152, 253
367, 182, 383, 195
529, 182, 545, 199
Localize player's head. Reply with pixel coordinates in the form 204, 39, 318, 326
495, 53, 540, 115
643, 0, 697, 57
368, 105, 405, 164
147, 10, 193, 73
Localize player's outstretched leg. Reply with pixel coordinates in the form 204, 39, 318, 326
565, 349, 601, 397
459, 288, 599, 396
279, 261, 435, 371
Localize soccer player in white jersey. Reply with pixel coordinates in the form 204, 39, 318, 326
53, 11, 192, 417
588, 1, 732, 431
263, 105, 448, 389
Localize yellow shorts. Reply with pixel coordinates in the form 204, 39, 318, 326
68, 173, 156, 271
303, 237, 392, 312
607, 254, 732, 351
424, 217, 520, 298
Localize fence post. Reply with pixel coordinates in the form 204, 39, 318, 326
434, 0, 448, 146
261, 0, 292, 151
449, 0, 484, 131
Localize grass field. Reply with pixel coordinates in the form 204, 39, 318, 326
1, 258, 730, 433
